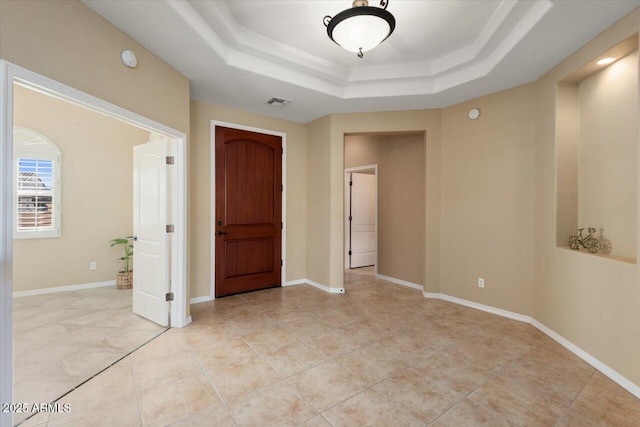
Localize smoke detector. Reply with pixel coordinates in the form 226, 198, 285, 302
266, 97, 292, 108
121, 49, 138, 68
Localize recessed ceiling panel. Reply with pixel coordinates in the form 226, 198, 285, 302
83, 0, 640, 122
223, 0, 502, 66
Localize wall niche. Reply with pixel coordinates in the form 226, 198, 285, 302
556, 35, 638, 263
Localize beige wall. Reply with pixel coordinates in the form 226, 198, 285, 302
344, 134, 425, 285
13, 85, 149, 291
306, 116, 332, 287
534, 9, 640, 385
189, 100, 308, 299
0, 0, 190, 134
441, 84, 537, 316
578, 51, 638, 259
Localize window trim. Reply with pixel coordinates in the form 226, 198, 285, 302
13, 127, 61, 239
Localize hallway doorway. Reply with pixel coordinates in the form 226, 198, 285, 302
0, 60, 189, 425
343, 132, 426, 291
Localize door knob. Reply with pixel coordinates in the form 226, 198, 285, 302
216, 231, 228, 236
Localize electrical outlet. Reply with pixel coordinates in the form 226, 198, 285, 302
478, 278, 485, 288
90, 262, 97, 271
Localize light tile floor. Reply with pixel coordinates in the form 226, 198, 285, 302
17, 268, 640, 426
13, 286, 167, 425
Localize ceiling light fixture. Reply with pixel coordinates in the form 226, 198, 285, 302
596, 57, 616, 66
323, 0, 395, 59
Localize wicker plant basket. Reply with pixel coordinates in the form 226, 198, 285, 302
116, 271, 133, 289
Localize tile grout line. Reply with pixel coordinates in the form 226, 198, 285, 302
128, 327, 178, 425
234, 330, 322, 415
195, 316, 329, 424
129, 357, 144, 427
284, 363, 364, 421
186, 327, 241, 427
150, 271, 639, 425
552, 369, 597, 427
364, 385, 426, 426
184, 305, 242, 425
218, 312, 388, 423
434, 336, 586, 426
283, 377, 324, 424
424, 341, 519, 426
491, 337, 595, 409
14, 327, 169, 427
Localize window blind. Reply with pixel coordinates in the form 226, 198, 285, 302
16, 158, 56, 231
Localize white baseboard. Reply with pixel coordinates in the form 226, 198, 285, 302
175, 316, 192, 328
531, 319, 640, 399
190, 295, 214, 304
307, 279, 345, 294
423, 292, 442, 299
439, 293, 532, 323
13, 280, 116, 298
283, 279, 306, 287
376, 274, 423, 291
423, 291, 640, 399
193, 279, 345, 300
283, 278, 345, 294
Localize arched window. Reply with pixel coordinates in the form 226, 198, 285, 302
13, 126, 62, 238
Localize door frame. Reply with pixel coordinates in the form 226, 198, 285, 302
0, 60, 189, 422
210, 121, 287, 300
344, 164, 378, 274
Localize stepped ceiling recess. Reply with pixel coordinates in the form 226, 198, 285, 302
83, 0, 639, 123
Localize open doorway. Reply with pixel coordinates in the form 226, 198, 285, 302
10, 83, 168, 425
343, 133, 426, 291
0, 62, 188, 425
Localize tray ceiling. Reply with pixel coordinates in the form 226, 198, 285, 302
83, 0, 640, 123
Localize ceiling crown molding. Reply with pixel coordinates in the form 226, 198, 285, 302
83, 0, 636, 123
182, 1, 350, 82
163, 0, 552, 99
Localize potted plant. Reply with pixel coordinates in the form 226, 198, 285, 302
109, 237, 134, 289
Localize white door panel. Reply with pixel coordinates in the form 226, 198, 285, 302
349, 172, 376, 268
133, 140, 169, 326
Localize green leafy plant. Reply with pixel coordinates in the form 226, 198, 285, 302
109, 237, 134, 273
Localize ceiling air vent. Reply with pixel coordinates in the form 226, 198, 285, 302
266, 97, 292, 108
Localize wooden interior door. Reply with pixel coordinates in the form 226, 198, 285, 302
215, 126, 282, 297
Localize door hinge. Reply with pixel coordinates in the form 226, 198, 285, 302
165, 292, 174, 302
349, 181, 353, 186
166, 224, 175, 233
166, 156, 175, 165
281, 222, 283, 230
348, 216, 352, 221
281, 259, 283, 267
281, 184, 284, 192
348, 250, 352, 256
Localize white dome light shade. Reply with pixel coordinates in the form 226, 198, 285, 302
332, 14, 392, 53
324, 2, 395, 57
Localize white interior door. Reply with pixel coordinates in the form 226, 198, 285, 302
133, 140, 169, 326
349, 172, 376, 268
